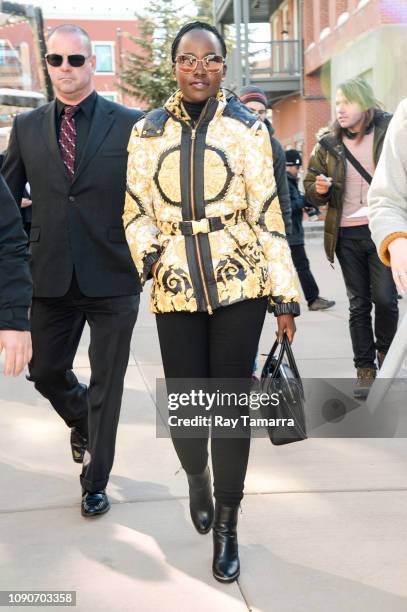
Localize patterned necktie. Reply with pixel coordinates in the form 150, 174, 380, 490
59, 105, 79, 180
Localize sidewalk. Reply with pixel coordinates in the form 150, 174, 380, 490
1, 237, 407, 612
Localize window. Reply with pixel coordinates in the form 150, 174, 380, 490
93, 43, 114, 74
100, 92, 118, 102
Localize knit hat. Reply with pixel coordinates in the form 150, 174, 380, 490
239, 85, 268, 107
285, 149, 302, 167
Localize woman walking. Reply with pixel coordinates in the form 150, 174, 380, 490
123, 21, 300, 583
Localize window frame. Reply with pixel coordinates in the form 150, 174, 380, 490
92, 41, 115, 75
99, 91, 118, 103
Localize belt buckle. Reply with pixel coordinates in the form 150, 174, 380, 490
191, 218, 210, 234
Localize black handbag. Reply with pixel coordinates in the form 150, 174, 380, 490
260, 333, 307, 445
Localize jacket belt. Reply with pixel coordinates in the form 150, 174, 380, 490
158, 211, 244, 236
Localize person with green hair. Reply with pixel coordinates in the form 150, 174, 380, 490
304, 78, 398, 398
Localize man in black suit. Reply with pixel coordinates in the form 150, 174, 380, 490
0, 175, 32, 375
2, 24, 143, 517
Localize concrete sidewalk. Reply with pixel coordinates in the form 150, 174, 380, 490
1, 238, 407, 612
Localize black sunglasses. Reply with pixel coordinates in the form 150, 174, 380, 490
45, 53, 90, 67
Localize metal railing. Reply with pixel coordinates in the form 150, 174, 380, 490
214, 0, 230, 12
248, 40, 301, 78
0, 43, 25, 87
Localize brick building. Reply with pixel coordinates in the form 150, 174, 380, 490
215, 0, 407, 163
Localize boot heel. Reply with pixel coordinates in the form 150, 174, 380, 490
212, 503, 240, 583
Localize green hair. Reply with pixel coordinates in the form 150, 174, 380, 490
334, 77, 382, 142
337, 77, 378, 112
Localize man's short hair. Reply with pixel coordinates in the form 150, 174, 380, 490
47, 24, 92, 56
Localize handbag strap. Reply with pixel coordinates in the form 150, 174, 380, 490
270, 334, 299, 379
263, 338, 279, 374
342, 144, 373, 185
263, 334, 301, 380
282, 334, 301, 379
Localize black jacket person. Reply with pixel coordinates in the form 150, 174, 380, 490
240, 85, 292, 234
0, 174, 32, 375
285, 149, 335, 311
2, 24, 143, 517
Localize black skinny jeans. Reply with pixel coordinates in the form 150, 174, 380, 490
289, 243, 319, 305
156, 297, 268, 506
335, 228, 398, 369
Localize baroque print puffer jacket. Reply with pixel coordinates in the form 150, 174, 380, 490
123, 89, 300, 316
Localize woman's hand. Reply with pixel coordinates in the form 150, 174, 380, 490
388, 237, 407, 294
276, 314, 296, 344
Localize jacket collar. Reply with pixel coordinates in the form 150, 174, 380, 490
318, 109, 392, 151
39, 94, 115, 183
164, 88, 226, 125
140, 89, 259, 138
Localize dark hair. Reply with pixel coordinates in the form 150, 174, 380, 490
171, 21, 227, 63
333, 77, 382, 143
47, 24, 92, 55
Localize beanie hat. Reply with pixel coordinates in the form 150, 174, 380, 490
239, 85, 268, 107
285, 149, 302, 167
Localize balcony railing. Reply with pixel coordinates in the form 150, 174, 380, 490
224, 39, 301, 95
248, 40, 301, 79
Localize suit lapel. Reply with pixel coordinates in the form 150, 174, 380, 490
39, 100, 70, 181
72, 95, 115, 185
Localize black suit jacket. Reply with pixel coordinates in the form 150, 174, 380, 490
2, 94, 143, 298
0, 175, 32, 330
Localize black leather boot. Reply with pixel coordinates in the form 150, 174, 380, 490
186, 466, 214, 534
212, 503, 240, 583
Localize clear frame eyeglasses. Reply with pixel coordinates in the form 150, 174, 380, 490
175, 53, 225, 74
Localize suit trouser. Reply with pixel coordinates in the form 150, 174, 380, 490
28, 274, 139, 493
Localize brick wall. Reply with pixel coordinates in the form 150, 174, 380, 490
303, 0, 314, 49
304, 0, 381, 74
336, 0, 349, 18
319, 0, 330, 30
272, 91, 331, 166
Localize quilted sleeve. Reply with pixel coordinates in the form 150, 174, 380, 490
244, 122, 300, 316
123, 120, 162, 285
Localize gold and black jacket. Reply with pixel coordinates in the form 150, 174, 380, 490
123, 90, 300, 316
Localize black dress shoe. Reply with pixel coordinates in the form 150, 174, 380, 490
187, 466, 214, 534
81, 490, 110, 517
212, 503, 240, 583
70, 425, 88, 464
